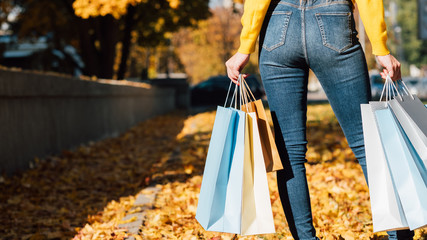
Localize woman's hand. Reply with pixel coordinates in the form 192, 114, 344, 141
225, 52, 251, 84
376, 54, 401, 81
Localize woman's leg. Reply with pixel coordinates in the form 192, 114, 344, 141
259, 1, 319, 239
260, 63, 318, 240
304, 1, 414, 239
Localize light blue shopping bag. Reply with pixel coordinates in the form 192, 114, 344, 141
195, 106, 246, 233
375, 108, 427, 230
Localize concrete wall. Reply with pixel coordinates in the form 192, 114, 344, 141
145, 77, 190, 109
0, 69, 176, 175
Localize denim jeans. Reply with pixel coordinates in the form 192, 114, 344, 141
258, 0, 414, 239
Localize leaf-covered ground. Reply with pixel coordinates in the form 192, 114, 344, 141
1, 104, 426, 239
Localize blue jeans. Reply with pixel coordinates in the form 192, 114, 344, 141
258, 0, 414, 239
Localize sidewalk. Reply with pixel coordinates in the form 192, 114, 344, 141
308, 90, 328, 103
1, 110, 196, 239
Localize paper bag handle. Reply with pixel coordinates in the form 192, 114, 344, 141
394, 79, 415, 100
379, 75, 402, 102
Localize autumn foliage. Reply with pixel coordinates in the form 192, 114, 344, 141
2, 104, 427, 239
173, 6, 260, 84
173, 7, 242, 84
3, 0, 209, 79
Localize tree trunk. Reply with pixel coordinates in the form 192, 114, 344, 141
98, 15, 119, 79
60, 0, 101, 77
117, 5, 136, 80
77, 19, 100, 77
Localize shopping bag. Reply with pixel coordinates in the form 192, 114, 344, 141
241, 111, 275, 235
375, 107, 427, 230
196, 77, 276, 235
242, 99, 283, 172
388, 82, 427, 167
195, 106, 244, 233
241, 79, 283, 172
361, 102, 408, 232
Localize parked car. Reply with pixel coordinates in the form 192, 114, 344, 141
402, 76, 427, 99
370, 74, 384, 99
191, 75, 265, 106
419, 77, 427, 100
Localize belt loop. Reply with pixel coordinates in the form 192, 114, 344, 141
302, 0, 308, 6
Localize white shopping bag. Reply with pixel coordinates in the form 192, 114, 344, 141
389, 92, 427, 168
361, 102, 409, 232
241, 112, 275, 235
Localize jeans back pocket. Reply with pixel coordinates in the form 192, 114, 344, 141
315, 12, 353, 53
262, 11, 292, 52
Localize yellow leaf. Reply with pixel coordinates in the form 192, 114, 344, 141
118, 216, 137, 224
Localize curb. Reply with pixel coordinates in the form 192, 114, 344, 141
118, 186, 161, 239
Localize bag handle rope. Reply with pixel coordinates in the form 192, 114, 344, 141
380, 75, 402, 102
224, 74, 257, 112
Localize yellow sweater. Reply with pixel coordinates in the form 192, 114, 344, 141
238, 0, 390, 56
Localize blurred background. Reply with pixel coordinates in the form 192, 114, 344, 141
0, 0, 426, 102
1, 1, 427, 238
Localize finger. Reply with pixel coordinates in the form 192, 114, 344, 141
396, 67, 401, 80
394, 62, 402, 80
227, 72, 236, 83
225, 63, 237, 79
383, 68, 388, 75
234, 68, 243, 84
232, 77, 239, 85
388, 63, 397, 79
381, 69, 388, 79
228, 74, 239, 84
393, 71, 401, 81
228, 69, 240, 85
383, 68, 396, 80
385, 65, 393, 77
231, 72, 240, 84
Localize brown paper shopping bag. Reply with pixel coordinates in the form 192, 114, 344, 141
241, 79, 283, 172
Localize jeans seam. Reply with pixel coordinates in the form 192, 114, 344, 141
302, 8, 309, 65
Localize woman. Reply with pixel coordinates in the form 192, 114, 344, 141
225, 0, 413, 239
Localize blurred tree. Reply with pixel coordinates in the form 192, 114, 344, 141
10, 0, 209, 79
12, 0, 120, 78
173, 7, 259, 84
0, 0, 15, 28
383, 0, 427, 71
72, 0, 210, 79
0, 0, 15, 58
396, 0, 427, 67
